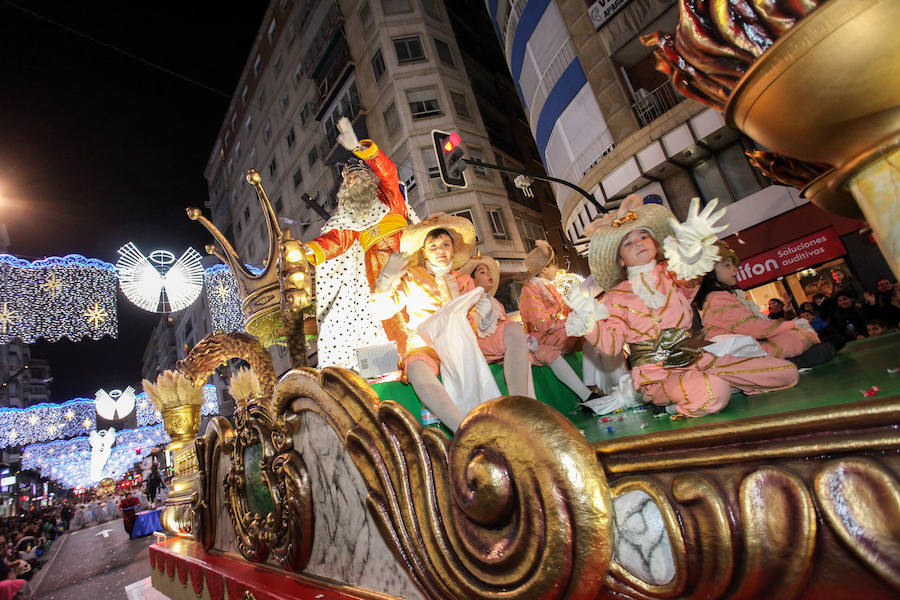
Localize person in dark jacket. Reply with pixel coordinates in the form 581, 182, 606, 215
145, 463, 163, 506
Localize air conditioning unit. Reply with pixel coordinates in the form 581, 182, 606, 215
356, 342, 400, 380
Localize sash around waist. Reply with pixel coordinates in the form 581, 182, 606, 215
629, 328, 707, 368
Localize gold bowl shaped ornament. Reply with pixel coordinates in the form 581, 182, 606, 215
726, 0, 900, 275
142, 370, 206, 452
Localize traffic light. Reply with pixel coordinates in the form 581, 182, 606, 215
432, 130, 467, 188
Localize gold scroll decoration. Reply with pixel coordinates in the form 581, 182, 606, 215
177, 332, 277, 398
193, 416, 234, 550
815, 458, 900, 589
221, 397, 312, 570
272, 366, 613, 600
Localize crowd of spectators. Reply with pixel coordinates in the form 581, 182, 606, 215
784, 272, 900, 346
0, 504, 68, 598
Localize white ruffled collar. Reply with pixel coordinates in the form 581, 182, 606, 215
626, 261, 666, 309
426, 261, 453, 278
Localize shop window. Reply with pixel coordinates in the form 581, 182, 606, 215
393, 35, 425, 63
371, 48, 386, 82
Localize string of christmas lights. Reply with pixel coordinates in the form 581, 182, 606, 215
205, 264, 245, 334
0, 385, 218, 448
22, 425, 170, 489
0, 254, 118, 343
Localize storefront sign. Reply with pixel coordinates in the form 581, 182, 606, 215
736, 227, 846, 288
588, 0, 635, 29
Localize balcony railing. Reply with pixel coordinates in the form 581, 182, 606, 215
631, 80, 686, 127
301, 2, 343, 77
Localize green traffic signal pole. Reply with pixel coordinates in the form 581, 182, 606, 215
462, 157, 607, 214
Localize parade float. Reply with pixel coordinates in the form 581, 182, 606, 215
142, 121, 900, 600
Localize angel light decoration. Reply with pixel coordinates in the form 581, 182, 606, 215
116, 243, 204, 312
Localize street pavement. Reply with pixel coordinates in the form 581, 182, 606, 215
32, 518, 156, 600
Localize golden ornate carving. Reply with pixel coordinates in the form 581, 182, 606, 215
221, 397, 312, 570
815, 458, 900, 590
143, 370, 206, 453
271, 367, 613, 600
193, 416, 234, 549
177, 332, 276, 397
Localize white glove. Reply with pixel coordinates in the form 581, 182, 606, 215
565, 311, 595, 337
663, 197, 728, 280
581, 373, 640, 415
336, 116, 360, 151
374, 252, 408, 294
565, 284, 597, 317
527, 335, 539, 353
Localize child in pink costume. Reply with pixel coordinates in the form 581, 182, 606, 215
519, 240, 600, 404
565, 197, 798, 417
696, 242, 824, 361
462, 255, 535, 397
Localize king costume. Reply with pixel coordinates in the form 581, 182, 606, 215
303, 138, 416, 370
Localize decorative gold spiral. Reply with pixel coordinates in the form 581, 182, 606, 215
272, 367, 614, 600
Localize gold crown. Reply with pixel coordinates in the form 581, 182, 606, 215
187, 169, 286, 347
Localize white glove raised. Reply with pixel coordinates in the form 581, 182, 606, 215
336, 116, 360, 151
663, 197, 728, 280
565, 284, 597, 317
374, 252, 408, 294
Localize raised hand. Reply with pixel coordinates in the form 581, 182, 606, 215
336, 116, 360, 151
669, 197, 728, 247
374, 252, 409, 293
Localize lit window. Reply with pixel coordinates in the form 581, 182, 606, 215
393, 36, 425, 63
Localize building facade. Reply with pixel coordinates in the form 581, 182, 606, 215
484, 0, 894, 309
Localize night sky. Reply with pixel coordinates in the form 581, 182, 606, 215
0, 2, 268, 400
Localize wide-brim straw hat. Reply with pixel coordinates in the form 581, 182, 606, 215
400, 212, 477, 270
461, 253, 500, 296
587, 195, 674, 291
716, 240, 739, 265
523, 240, 555, 278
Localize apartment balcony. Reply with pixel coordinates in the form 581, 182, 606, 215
301, 3, 344, 79
631, 80, 686, 128
312, 40, 354, 118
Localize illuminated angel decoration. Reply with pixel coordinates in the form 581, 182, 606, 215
89, 427, 116, 482
95, 386, 136, 421
116, 243, 203, 312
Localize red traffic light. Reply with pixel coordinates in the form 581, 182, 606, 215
442, 132, 461, 153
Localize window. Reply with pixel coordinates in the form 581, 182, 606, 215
245, 115, 253, 134
235, 220, 242, 234
258, 89, 266, 107
517, 218, 547, 251
487, 208, 508, 240
287, 25, 297, 48
468, 148, 487, 176
273, 54, 283, 74
407, 88, 441, 119
423, 147, 449, 196
360, 1, 373, 31
268, 157, 277, 177
243, 206, 251, 221
449, 90, 470, 119
452, 209, 479, 241
294, 64, 303, 85
264, 122, 272, 143
383, 102, 400, 135
322, 80, 362, 148
434, 38, 454, 66
227, 158, 234, 175
249, 146, 257, 165
275, 196, 284, 214
281, 93, 290, 112
253, 55, 261, 77
299, 103, 310, 124
241, 85, 249, 105
293, 167, 303, 188
393, 36, 425, 63
308, 146, 318, 167
382, 0, 411, 15
231, 113, 238, 130
286, 128, 296, 150
267, 19, 277, 43
371, 48, 386, 81
235, 141, 242, 159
